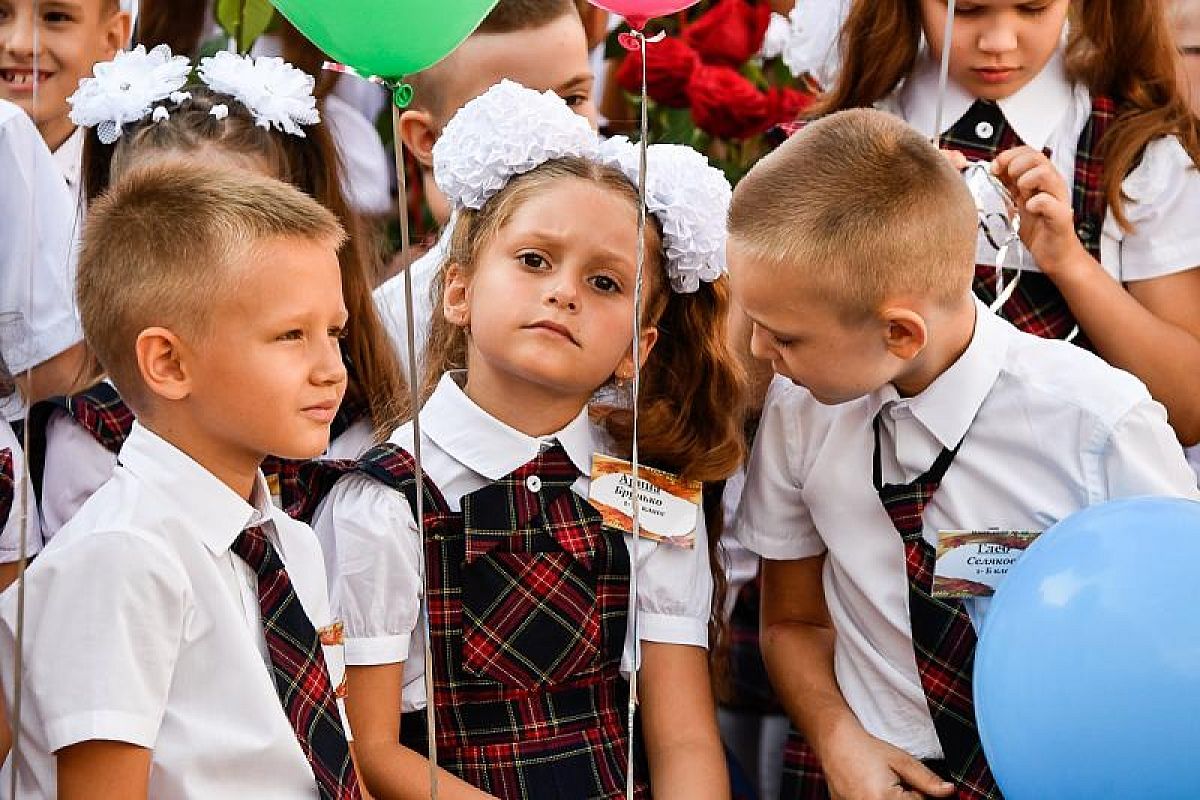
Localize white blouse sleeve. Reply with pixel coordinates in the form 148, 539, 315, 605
1103, 135, 1200, 282
312, 472, 423, 666
735, 377, 826, 560
40, 409, 118, 541
0, 428, 41, 563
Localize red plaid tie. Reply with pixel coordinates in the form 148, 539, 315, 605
0, 449, 13, 530
232, 526, 362, 800
871, 416, 1000, 800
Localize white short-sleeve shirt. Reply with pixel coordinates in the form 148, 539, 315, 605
736, 302, 1199, 759
0, 423, 347, 799
887, 49, 1200, 283
0, 421, 41, 563
0, 101, 81, 390
372, 221, 451, 379
313, 372, 713, 712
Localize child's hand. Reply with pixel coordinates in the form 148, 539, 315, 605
992, 146, 1091, 280
820, 720, 955, 800
940, 149, 970, 171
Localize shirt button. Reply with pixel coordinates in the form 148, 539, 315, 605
975, 120, 995, 140
525, 475, 542, 493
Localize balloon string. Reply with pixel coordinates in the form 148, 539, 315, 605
930, 0, 957, 143
8, 8, 39, 798
625, 27, 649, 800
389, 101, 440, 800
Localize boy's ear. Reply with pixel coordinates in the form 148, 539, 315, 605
613, 326, 659, 381
398, 107, 439, 169
880, 306, 928, 362
135, 327, 192, 402
103, 11, 133, 58
442, 263, 471, 328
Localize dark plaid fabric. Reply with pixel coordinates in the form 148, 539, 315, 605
38, 382, 134, 455
0, 449, 13, 531
358, 442, 650, 799
780, 731, 830, 800
231, 525, 362, 800
724, 573, 781, 714
871, 416, 1000, 800
773, 97, 1118, 346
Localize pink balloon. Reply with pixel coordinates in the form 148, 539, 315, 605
586, 0, 700, 30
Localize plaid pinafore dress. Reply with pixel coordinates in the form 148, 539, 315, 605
357, 441, 650, 800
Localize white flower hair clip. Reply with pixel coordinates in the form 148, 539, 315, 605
68, 44, 191, 145
433, 79, 729, 293
433, 79, 599, 210
598, 137, 731, 293
197, 52, 320, 137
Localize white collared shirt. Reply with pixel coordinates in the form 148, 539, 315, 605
0, 101, 81, 406
0, 423, 346, 799
736, 301, 1199, 759
0, 421, 42, 563
313, 372, 713, 712
886, 49, 1200, 283
372, 220, 452, 379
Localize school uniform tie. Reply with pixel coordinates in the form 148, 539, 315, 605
0, 449, 13, 529
940, 99, 1016, 158
232, 525, 363, 800
871, 415, 1000, 799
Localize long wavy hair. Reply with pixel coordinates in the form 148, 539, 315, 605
811, 0, 1200, 230
422, 157, 747, 667
82, 84, 407, 440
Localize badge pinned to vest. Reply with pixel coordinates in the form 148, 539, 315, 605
588, 454, 701, 548
933, 529, 1042, 598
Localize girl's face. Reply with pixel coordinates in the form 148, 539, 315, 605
444, 177, 658, 406
918, 0, 1069, 101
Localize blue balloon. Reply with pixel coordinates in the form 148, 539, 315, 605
975, 496, 1200, 799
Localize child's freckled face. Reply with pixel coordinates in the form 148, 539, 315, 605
186, 235, 349, 464
0, 0, 126, 147
449, 177, 654, 401
918, 0, 1069, 101
728, 239, 893, 406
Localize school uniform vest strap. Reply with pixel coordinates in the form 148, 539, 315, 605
870, 415, 1001, 800
940, 96, 1117, 346
231, 525, 362, 800
357, 442, 649, 800
0, 448, 13, 531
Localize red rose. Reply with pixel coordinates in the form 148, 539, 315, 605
615, 37, 700, 109
765, 85, 817, 125
683, 0, 773, 68
686, 64, 770, 139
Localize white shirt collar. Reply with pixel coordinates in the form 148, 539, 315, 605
50, 126, 84, 191
117, 422, 280, 555
419, 371, 594, 480
866, 300, 1009, 448
897, 47, 1073, 152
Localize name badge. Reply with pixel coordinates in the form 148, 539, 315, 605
933, 530, 1042, 598
588, 454, 701, 548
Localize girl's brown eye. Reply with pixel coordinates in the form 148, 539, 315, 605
519, 253, 546, 270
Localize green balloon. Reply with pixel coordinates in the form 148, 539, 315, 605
269, 0, 498, 81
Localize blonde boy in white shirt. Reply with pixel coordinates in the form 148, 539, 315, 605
0, 161, 362, 799
727, 109, 1198, 800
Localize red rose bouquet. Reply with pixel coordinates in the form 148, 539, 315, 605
609, 0, 819, 182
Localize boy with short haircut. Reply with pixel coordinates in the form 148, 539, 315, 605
0, 160, 362, 799
727, 109, 1199, 800
376, 0, 596, 371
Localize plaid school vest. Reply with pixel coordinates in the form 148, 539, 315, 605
772, 96, 1116, 345
357, 442, 650, 800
